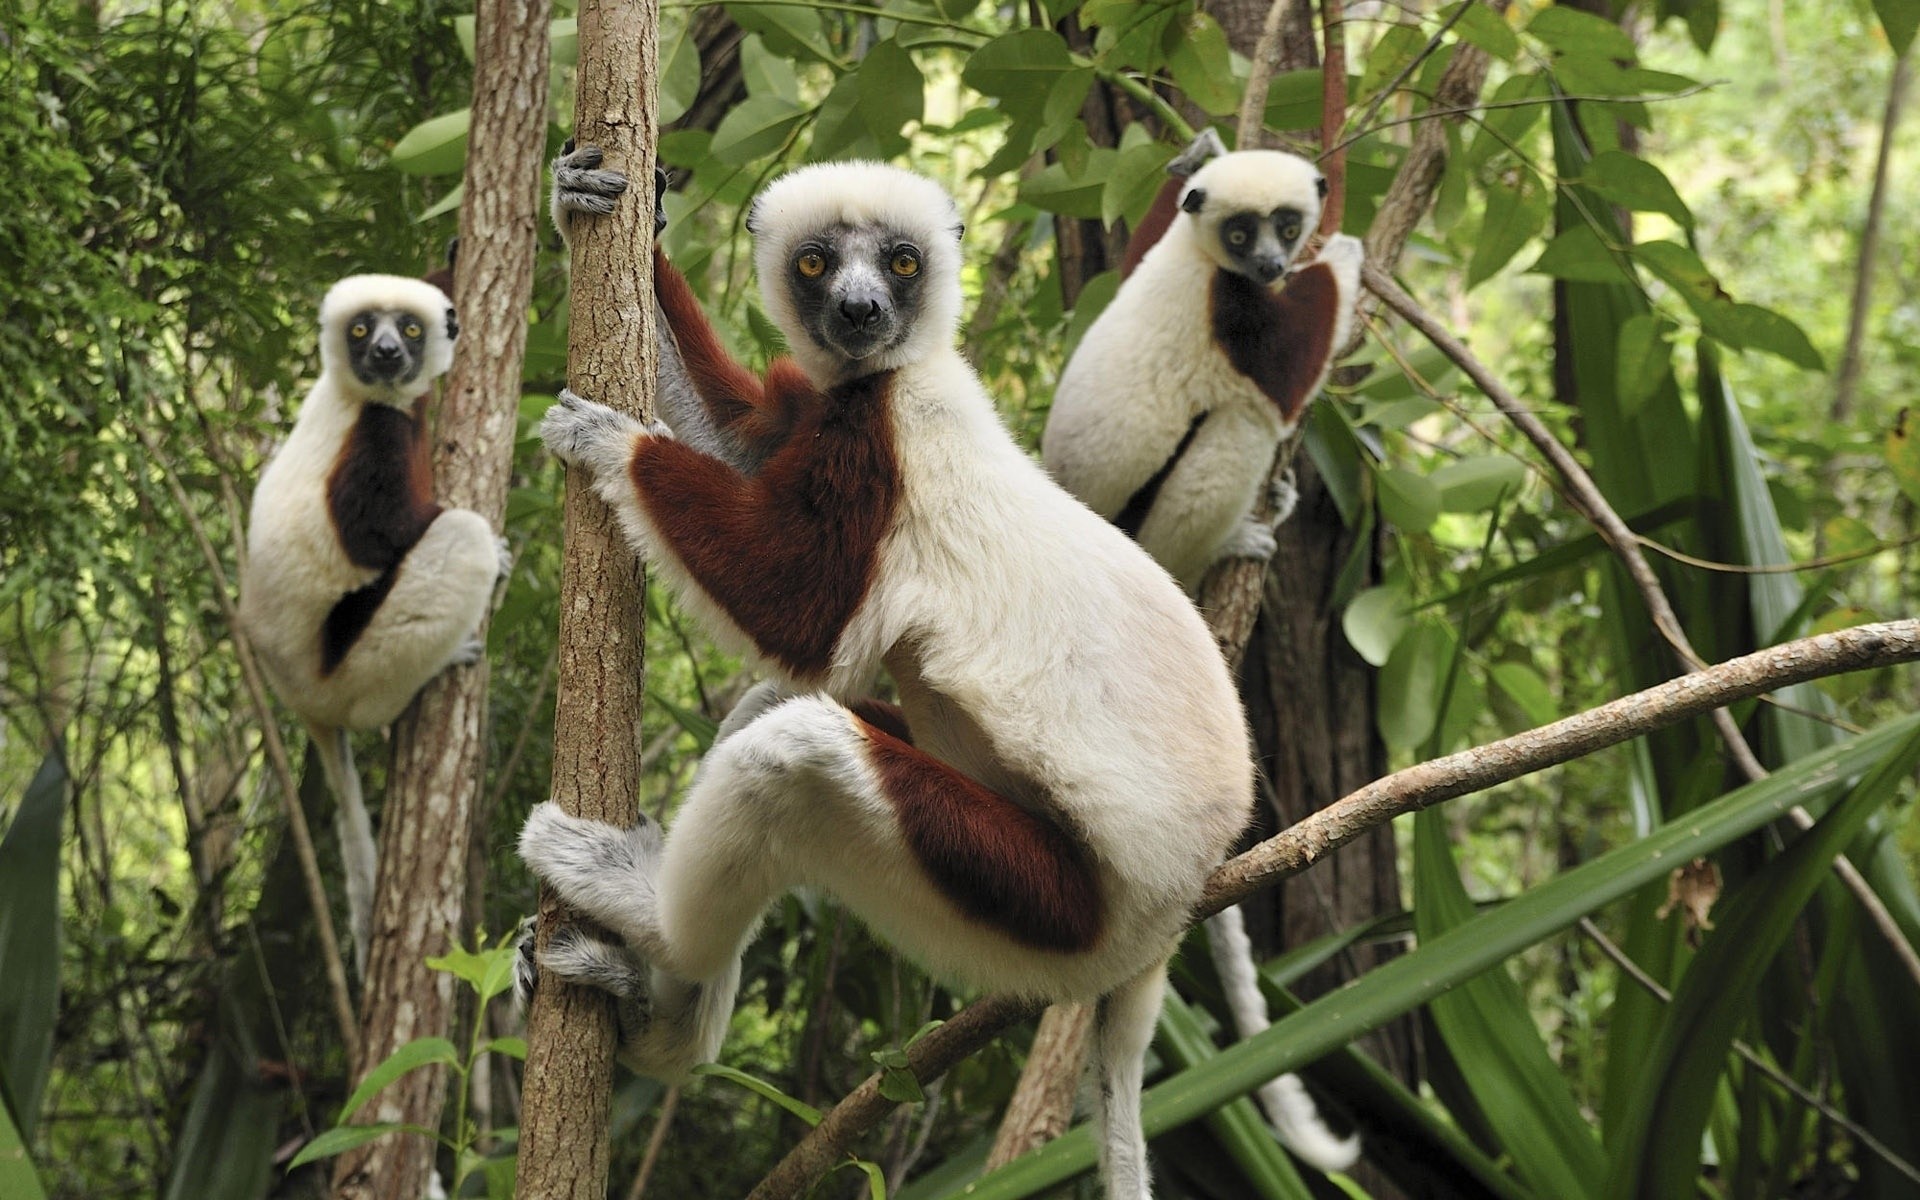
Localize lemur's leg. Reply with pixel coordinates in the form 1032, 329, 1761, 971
1093, 960, 1169, 1200
519, 695, 1103, 1075
331, 508, 503, 730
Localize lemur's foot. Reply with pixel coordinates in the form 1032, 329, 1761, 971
1219, 513, 1280, 565
450, 633, 486, 667
513, 916, 654, 1044
1269, 468, 1300, 530
518, 801, 671, 963
494, 536, 514, 579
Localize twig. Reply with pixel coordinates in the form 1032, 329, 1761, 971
1362, 264, 1920, 992
751, 619, 1920, 1198
624, 1085, 680, 1200
1236, 0, 1296, 147
136, 430, 360, 1059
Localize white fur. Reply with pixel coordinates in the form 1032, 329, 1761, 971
1043, 151, 1363, 592
526, 165, 1256, 1197
240, 274, 500, 973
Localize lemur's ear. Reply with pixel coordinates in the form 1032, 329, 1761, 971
745, 197, 762, 236
952, 222, 965, 239
1180, 186, 1207, 214
444, 307, 460, 341
1316, 175, 1329, 200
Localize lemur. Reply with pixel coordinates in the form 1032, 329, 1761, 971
240, 275, 508, 976
519, 156, 1253, 1199
1042, 132, 1364, 1173
1042, 134, 1364, 593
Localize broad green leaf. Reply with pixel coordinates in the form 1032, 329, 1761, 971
1342, 584, 1409, 668
288, 1123, 436, 1170
1374, 467, 1439, 532
1632, 239, 1721, 309
1432, 456, 1526, 512
1526, 6, 1638, 61
418, 182, 463, 222
1466, 72, 1548, 168
1020, 151, 1115, 220
1529, 226, 1629, 283
424, 940, 517, 1003
1166, 12, 1237, 116
811, 70, 877, 161
0, 1063, 45, 1200
1261, 69, 1324, 133
1873, 0, 1919, 54
1415, 810, 1605, 1199
694, 1063, 825, 1126
710, 95, 809, 165
1356, 24, 1427, 107
340, 1037, 461, 1121
658, 10, 702, 126
1102, 141, 1174, 229
945, 715, 1920, 1200
1701, 302, 1825, 370
1489, 661, 1557, 728
1378, 622, 1451, 752
1467, 168, 1550, 287
1580, 150, 1692, 227
1158, 994, 1312, 1198
1442, 0, 1519, 61
651, 690, 720, 752
482, 1036, 528, 1061
725, 2, 832, 64
859, 39, 925, 142
872, 1048, 926, 1104
962, 30, 1075, 119
390, 109, 470, 176
162, 992, 280, 1200
1613, 312, 1671, 416
1603, 727, 1920, 1200
1886, 408, 1920, 506
740, 34, 800, 103
0, 750, 64, 1141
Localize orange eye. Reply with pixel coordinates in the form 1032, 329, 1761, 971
795, 251, 826, 278
402, 322, 422, 339
350, 322, 369, 338
890, 250, 921, 278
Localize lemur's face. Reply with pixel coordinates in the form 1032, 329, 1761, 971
342, 307, 440, 387
1178, 150, 1328, 287
781, 222, 929, 365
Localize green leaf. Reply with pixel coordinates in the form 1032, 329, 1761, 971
694, 1063, 824, 1126
1431, 456, 1526, 512
725, 2, 832, 64
483, 1036, 528, 1061
740, 34, 801, 102
390, 109, 470, 177
1887, 408, 1920, 507
1525, 6, 1638, 61
872, 1047, 926, 1103
1613, 313, 1671, 416
1378, 622, 1451, 752
1158, 994, 1313, 1198
1020, 151, 1115, 220
1374, 467, 1439, 532
418, 182, 463, 223
1261, 69, 1324, 133
1102, 141, 1175, 229
162, 993, 281, 1200
288, 1123, 436, 1171
1580, 150, 1692, 228
339, 1038, 461, 1122
1489, 662, 1557, 728
1442, 0, 1519, 61
710, 94, 809, 165
1529, 227, 1629, 283
1873, 0, 1919, 55
1415, 810, 1605, 1199
1700, 303, 1825, 371
650, 690, 719, 753
1466, 72, 1549, 168
0, 750, 64, 1142
0, 1086, 45, 1200
659, 10, 703, 126
962, 30, 1075, 120
1342, 584, 1410, 668
859, 39, 925, 142
948, 715, 1920, 1200
1165, 13, 1238, 115
1603, 726, 1920, 1199
1356, 24, 1427, 107
1467, 168, 1550, 287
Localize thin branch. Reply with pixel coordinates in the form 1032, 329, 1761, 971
1831, 50, 1912, 427
752, 619, 1920, 1198
1236, 0, 1296, 147
1362, 263, 1920, 992
136, 430, 359, 1059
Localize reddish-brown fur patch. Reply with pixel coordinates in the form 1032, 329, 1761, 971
1121, 176, 1185, 278
322, 396, 440, 673
321, 569, 399, 674
857, 719, 1103, 953
848, 698, 913, 745
656, 248, 806, 450
1210, 261, 1339, 421
628, 369, 900, 680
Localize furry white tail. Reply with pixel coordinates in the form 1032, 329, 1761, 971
1206, 904, 1360, 1172
309, 723, 376, 979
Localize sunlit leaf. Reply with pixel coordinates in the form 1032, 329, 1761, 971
1580, 150, 1692, 227
391, 109, 470, 177
287, 1123, 436, 1170
710, 95, 809, 165
1378, 621, 1451, 751
1374, 467, 1439, 532
340, 1038, 461, 1122
1432, 456, 1526, 512
1342, 585, 1410, 668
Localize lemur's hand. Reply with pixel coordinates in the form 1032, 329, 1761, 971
552, 141, 663, 244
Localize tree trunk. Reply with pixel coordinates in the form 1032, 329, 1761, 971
330, 3, 550, 1196
514, 0, 659, 1193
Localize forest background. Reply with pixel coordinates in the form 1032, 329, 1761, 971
3, 0, 1919, 1197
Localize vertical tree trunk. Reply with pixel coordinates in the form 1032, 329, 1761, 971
515, 0, 659, 1193
330, 3, 551, 1196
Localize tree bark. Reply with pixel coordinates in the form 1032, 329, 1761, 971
515, 0, 659, 1193
329, 3, 550, 1197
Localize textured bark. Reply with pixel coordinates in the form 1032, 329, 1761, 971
985, 1002, 1095, 1169
330, 4, 550, 1197
515, 0, 659, 1194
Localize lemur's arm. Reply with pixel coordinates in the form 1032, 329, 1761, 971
653, 248, 809, 455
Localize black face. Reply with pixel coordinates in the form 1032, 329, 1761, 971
344, 308, 431, 386
1217, 206, 1309, 285
785, 223, 928, 365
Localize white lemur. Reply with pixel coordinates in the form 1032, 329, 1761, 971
1042, 136, 1364, 593
240, 275, 508, 975
1042, 134, 1364, 1173
519, 156, 1253, 1200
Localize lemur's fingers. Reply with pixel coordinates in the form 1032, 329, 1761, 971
1219, 514, 1280, 565
494, 535, 513, 579
654, 167, 670, 237
1269, 469, 1300, 530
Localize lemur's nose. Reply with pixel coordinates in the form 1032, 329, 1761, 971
370, 334, 404, 361
840, 296, 884, 329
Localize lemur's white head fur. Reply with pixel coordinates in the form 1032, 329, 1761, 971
747, 163, 966, 386
318, 274, 459, 400
1176, 151, 1326, 285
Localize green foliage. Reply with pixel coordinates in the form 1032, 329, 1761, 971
0, 752, 64, 1162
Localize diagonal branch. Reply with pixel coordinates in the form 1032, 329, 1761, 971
751, 619, 1920, 1198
